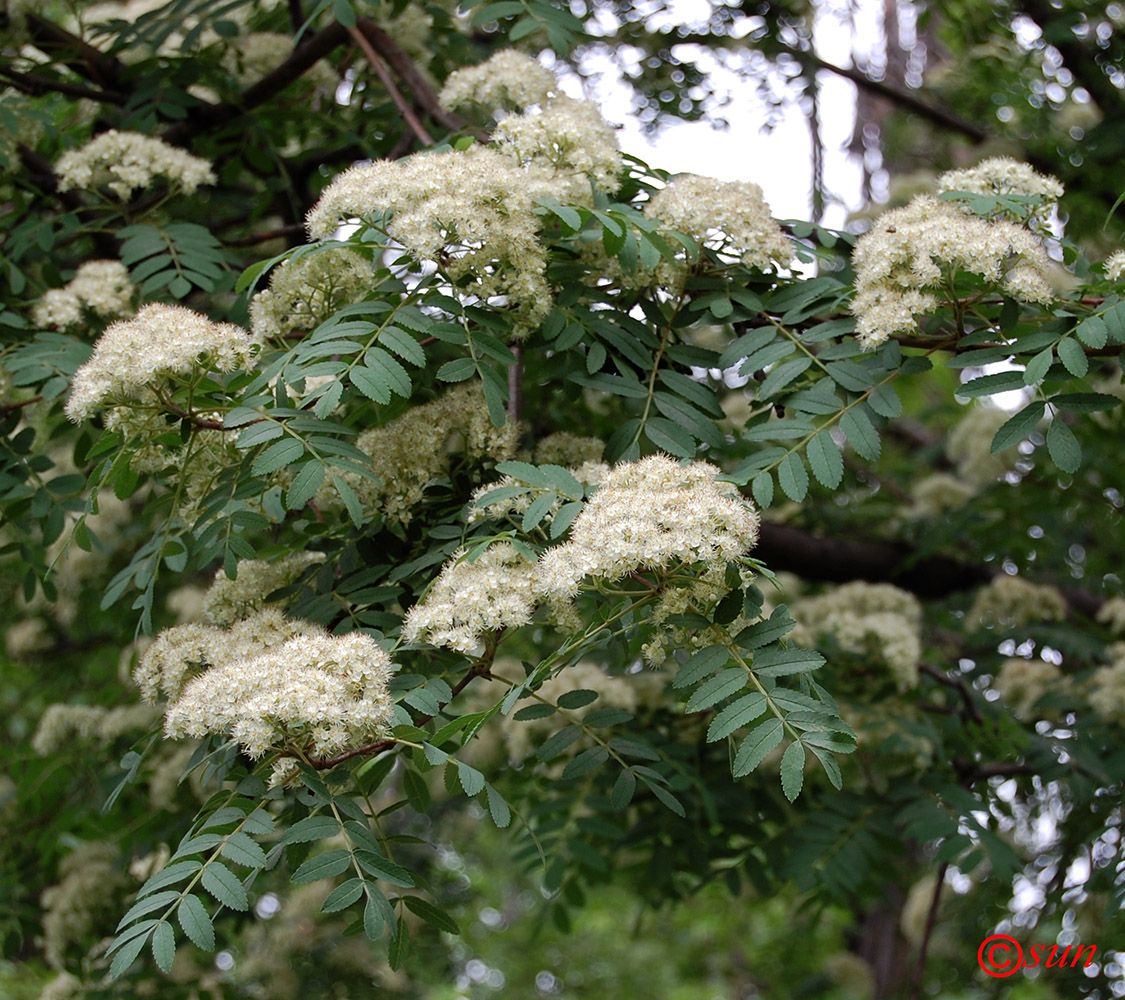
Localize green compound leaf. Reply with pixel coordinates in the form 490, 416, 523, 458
281, 814, 341, 845
684, 668, 747, 713
201, 861, 249, 911
1046, 417, 1081, 473
807, 430, 844, 488
220, 832, 269, 869
151, 920, 176, 973
403, 894, 460, 934
177, 894, 215, 951
610, 769, 637, 809
1056, 337, 1088, 378
780, 741, 806, 802
707, 693, 768, 742
321, 877, 365, 914
291, 849, 352, 884
777, 452, 809, 501
732, 719, 783, 777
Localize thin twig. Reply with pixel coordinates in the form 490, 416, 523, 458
356, 18, 488, 140
0, 67, 125, 104
0, 396, 44, 414
309, 662, 490, 769
221, 223, 308, 247
346, 24, 434, 146
909, 861, 949, 1000
919, 663, 983, 724
162, 21, 348, 146
24, 14, 126, 90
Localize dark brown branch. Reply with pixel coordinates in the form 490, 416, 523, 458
287, 0, 304, 33
954, 760, 1036, 783
909, 861, 948, 1000
346, 24, 434, 146
919, 664, 982, 725
0, 66, 125, 104
0, 396, 44, 414
756, 521, 1104, 620
221, 223, 307, 247
756, 521, 992, 598
804, 52, 989, 144
23, 14, 126, 91
355, 18, 487, 140
161, 399, 227, 430
162, 21, 349, 146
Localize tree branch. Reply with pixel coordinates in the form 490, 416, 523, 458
0, 66, 125, 104
221, 223, 308, 247
920, 664, 982, 725
346, 24, 434, 146
909, 861, 948, 1000
23, 14, 126, 91
756, 521, 992, 598
756, 520, 1104, 619
803, 51, 989, 144
162, 21, 349, 146
355, 18, 486, 139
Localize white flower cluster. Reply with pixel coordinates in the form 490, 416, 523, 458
1096, 596, 1125, 635
1089, 643, 1125, 724
326, 382, 519, 523
249, 247, 380, 340
533, 432, 605, 467
907, 472, 978, 519
1105, 250, 1125, 282
307, 146, 556, 328
30, 703, 161, 755
37, 971, 84, 1000
402, 542, 539, 653
31, 260, 134, 330
5, 617, 51, 659
310, 52, 621, 328
493, 96, 622, 199
993, 657, 1063, 717
18, 483, 139, 627
55, 130, 216, 199
164, 631, 395, 764
938, 157, 1063, 225
946, 403, 1019, 486
64, 303, 260, 421
791, 581, 924, 691
537, 455, 760, 600
411, 456, 759, 652
968, 574, 1067, 629
40, 842, 127, 969
203, 552, 327, 626
134, 608, 320, 702
438, 50, 558, 112
851, 194, 1055, 348
223, 31, 337, 91
644, 173, 793, 273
